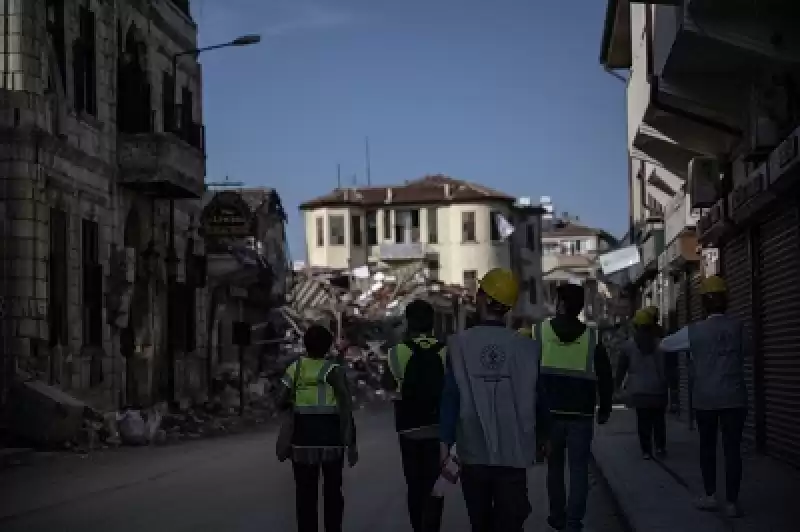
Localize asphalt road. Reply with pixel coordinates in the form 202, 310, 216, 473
0, 406, 625, 531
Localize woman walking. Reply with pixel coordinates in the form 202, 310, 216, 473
616, 309, 669, 459
279, 325, 358, 532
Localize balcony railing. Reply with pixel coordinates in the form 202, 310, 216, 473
378, 242, 426, 261
118, 132, 205, 198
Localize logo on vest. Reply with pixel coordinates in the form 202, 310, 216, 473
479, 344, 506, 370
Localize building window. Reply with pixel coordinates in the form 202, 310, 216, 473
46, 0, 67, 91
329, 215, 345, 246
526, 224, 536, 250
351, 214, 363, 246
383, 209, 391, 239
462, 211, 476, 243
410, 209, 420, 243
49, 208, 68, 348
427, 208, 438, 244
81, 219, 103, 349
315, 216, 324, 247
394, 210, 407, 244
366, 210, 378, 246
490, 210, 503, 241
162, 70, 175, 132
463, 270, 478, 292
73, 5, 97, 115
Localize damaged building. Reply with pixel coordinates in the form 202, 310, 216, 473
0, 0, 209, 413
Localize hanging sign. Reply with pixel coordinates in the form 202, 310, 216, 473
201, 191, 254, 238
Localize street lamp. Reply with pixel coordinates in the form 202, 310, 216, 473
165, 34, 261, 404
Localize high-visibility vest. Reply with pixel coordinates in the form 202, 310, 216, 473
536, 319, 596, 380
387, 335, 446, 392
282, 357, 339, 414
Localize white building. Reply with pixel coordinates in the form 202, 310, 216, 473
538, 201, 617, 324
299, 175, 545, 320
600, 0, 800, 466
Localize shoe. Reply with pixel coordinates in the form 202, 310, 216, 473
655, 448, 667, 458
642, 452, 653, 460
694, 494, 717, 511
547, 515, 566, 530
723, 502, 742, 518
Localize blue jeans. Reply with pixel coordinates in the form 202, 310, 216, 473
546, 418, 594, 531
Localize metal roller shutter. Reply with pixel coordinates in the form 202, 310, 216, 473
723, 232, 755, 449
757, 202, 800, 467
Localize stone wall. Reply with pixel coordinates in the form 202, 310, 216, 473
0, 0, 207, 411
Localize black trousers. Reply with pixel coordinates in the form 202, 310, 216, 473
292, 458, 345, 532
460, 464, 531, 532
399, 437, 442, 532
635, 407, 667, 454
695, 408, 746, 503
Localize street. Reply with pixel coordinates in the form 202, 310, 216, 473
0, 406, 625, 532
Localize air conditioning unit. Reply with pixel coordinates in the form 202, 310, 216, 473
688, 157, 720, 209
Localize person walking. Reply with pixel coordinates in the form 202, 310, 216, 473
615, 309, 669, 460
439, 268, 551, 532
279, 325, 358, 532
537, 282, 613, 532
385, 299, 447, 532
660, 275, 748, 518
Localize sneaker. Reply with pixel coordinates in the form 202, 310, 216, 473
655, 448, 667, 458
723, 502, 742, 518
547, 515, 566, 530
642, 452, 653, 460
694, 494, 718, 511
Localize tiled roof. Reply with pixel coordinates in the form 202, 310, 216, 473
298, 174, 515, 209
542, 221, 602, 238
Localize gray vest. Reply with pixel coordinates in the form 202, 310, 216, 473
448, 325, 541, 469
688, 315, 747, 410
622, 338, 667, 396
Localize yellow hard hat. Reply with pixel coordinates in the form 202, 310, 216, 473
700, 275, 727, 294
632, 309, 655, 327
478, 268, 519, 307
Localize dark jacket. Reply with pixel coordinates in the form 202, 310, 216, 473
540, 315, 613, 419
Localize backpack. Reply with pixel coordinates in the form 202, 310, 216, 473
395, 339, 445, 433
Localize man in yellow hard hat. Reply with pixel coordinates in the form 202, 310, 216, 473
537, 282, 613, 532
439, 267, 550, 531
660, 275, 748, 518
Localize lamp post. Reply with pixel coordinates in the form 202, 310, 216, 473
166, 34, 261, 404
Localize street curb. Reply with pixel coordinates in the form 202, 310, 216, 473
589, 453, 634, 532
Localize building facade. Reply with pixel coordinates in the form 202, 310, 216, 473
0, 0, 207, 411
538, 197, 618, 325
300, 175, 518, 288
601, 0, 800, 467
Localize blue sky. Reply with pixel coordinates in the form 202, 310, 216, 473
194, 0, 628, 260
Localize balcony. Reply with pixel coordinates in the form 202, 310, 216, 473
378, 242, 426, 261
624, 3, 742, 175
118, 131, 205, 199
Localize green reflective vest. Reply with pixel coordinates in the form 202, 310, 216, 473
282, 357, 339, 414
387, 335, 447, 392
537, 320, 596, 380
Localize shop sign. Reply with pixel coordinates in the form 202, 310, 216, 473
729, 163, 770, 223
201, 191, 254, 238
769, 126, 800, 187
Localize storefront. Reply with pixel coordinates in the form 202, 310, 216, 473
698, 126, 800, 466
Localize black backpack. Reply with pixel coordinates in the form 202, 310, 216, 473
394, 339, 445, 433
